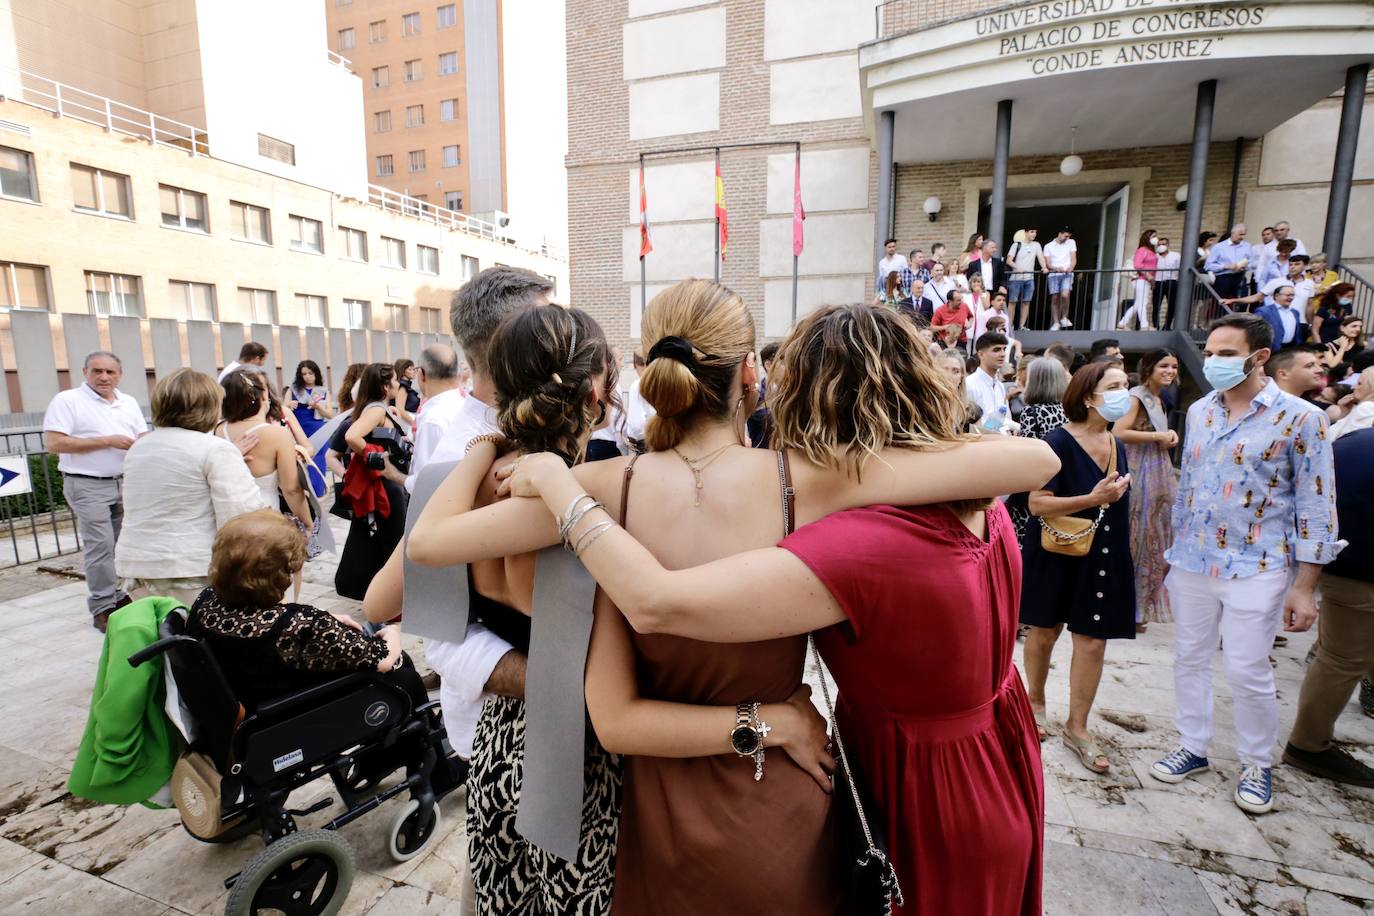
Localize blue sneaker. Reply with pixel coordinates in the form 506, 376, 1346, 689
1234, 765, 1274, 814
1151, 747, 1210, 784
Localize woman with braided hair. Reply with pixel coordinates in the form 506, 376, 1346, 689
412, 284, 1061, 915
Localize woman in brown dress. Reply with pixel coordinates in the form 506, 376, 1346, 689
412, 282, 1061, 914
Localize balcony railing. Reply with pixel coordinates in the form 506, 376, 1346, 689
366, 185, 568, 261
875, 0, 1005, 37
327, 49, 353, 70
0, 66, 209, 156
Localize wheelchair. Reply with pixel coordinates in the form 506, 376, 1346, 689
129, 611, 463, 916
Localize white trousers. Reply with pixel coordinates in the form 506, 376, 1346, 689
1167, 567, 1290, 767
1120, 278, 1154, 328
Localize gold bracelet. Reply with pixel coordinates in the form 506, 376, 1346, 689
465, 433, 504, 454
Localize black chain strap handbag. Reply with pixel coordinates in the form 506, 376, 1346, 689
810, 636, 904, 914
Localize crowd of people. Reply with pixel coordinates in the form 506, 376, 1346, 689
48, 257, 1374, 914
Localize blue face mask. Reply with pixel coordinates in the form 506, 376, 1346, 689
1339, 298, 1353, 306
1095, 389, 1132, 422
1203, 354, 1253, 392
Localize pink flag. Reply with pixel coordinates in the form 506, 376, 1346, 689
792, 155, 806, 257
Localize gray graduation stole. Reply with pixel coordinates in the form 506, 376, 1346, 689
401, 459, 599, 862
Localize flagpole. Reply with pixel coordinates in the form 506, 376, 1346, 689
713, 147, 721, 283
791, 142, 800, 327
639, 152, 647, 325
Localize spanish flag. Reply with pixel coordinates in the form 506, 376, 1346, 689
715, 161, 728, 260
639, 164, 653, 258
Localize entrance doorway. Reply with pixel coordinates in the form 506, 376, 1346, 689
978, 183, 1133, 330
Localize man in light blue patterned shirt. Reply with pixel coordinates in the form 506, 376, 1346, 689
1151, 313, 1343, 815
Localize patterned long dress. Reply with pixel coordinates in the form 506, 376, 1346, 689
1122, 385, 1177, 623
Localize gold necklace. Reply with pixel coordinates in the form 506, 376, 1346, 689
672, 442, 737, 507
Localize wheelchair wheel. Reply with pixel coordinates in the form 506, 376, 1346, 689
387, 798, 440, 863
224, 829, 354, 916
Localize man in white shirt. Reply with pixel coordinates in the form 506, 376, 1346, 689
921, 261, 955, 313
623, 352, 656, 447
965, 332, 1013, 432
43, 351, 148, 630
1043, 227, 1079, 330
217, 341, 268, 383
1152, 237, 1182, 329
1006, 228, 1047, 331
875, 238, 909, 297
422, 267, 552, 762
405, 343, 467, 494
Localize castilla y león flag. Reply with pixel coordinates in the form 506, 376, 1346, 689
793, 155, 806, 257
639, 163, 653, 258
715, 161, 729, 260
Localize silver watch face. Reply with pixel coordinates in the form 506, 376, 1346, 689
730, 725, 761, 756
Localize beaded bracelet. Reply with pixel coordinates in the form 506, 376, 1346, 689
465, 433, 504, 454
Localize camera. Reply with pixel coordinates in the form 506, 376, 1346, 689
364, 426, 412, 475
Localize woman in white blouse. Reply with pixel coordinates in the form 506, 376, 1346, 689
115, 369, 268, 608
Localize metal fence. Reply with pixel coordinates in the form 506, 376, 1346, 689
1337, 264, 1374, 327
0, 428, 82, 568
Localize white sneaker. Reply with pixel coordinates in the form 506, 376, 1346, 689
1060, 318, 1074, 329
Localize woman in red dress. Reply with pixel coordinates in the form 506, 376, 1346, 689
499, 304, 1047, 915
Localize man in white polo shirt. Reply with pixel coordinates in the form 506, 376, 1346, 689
1043, 227, 1078, 330
43, 351, 148, 631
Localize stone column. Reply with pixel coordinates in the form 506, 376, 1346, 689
875, 110, 895, 277
989, 99, 1013, 251
1172, 79, 1216, 332
1322, 63, 1369, 268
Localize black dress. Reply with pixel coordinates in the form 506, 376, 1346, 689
1018, 426, 1136, 640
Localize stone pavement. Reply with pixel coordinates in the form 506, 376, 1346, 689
1, 536, 1372, 914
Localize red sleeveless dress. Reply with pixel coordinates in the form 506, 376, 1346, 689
781, 502, 1043, 916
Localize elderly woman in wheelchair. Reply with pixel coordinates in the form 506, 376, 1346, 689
120, 509, 462, 916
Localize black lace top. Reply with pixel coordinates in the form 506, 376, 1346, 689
187, 587, 387, 708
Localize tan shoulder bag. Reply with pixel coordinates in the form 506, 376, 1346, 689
1039, 436, 1116, 558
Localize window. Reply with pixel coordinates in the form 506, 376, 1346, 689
85, 271, 143, 317
408, 150, 426, 173
229, 200, 271, 244
376, 155, 394, 177
169, 280, 217, 320
402, 11, 420, 36
344, 298, 371, 330
406, 104, 424, 128
159, 185, 208, 232
339, 226, 368, 261
337, 27, 355, 50
289, 215, 323, 253
440, 98, 458, 122
417, 244, 439, 274
71, 164, 132, 218
239, 288, 278, 324
371, 65, 389, 88
257, 134, 295, 165
437, 4, 457, 28
461, 255, 479, 281
403, 59, 422, 82
381, 236, 406, 269
546, 275, 560, 298
368, 19, 386, 43
418, 306, 441, 333
445, 191, 464, 211
385, 303, 408, 331
373, 110, 391, 133
439, 52, 458, 75
0, 261, 51, 311
0, 147, 37, 201
442, 145, 461, 168
297, 294, 328, 328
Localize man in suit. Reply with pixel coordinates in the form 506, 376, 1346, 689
1255, 283, 1307, 349
966, 238, 1009, 297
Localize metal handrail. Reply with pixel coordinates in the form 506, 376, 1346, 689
1335, 264, 1374, 327
1183, 266, 1231, 330
0, 65, 209, 155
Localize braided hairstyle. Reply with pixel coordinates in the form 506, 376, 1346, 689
489, 305, 617, 465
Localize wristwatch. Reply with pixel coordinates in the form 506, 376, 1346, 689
730, 702, 771, 781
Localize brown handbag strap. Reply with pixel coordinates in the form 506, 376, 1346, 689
619, 453, 641, 527
1100, 434, 1118, 509
776, 450, 796, 537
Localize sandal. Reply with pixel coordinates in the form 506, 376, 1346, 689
1062, 731, 1110, 774
1033, 707, 1050, 742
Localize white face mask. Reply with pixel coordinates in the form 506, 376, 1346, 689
1149, 235, 1159, 246
1158, 246, 1169, 253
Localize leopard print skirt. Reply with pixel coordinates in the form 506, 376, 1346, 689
467, 695, 621, 916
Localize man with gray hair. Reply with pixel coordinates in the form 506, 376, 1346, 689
1205, 223, 1253, 302
405, 342, 465, 494
42, 351, 148, 631
419, 266, 550, 762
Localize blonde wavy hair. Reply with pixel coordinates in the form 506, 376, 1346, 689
638, 279, 756, 451
770, 304, 980, 494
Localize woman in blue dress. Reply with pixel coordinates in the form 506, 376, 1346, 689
286, 360, 334, 494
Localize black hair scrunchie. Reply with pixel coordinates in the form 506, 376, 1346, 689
647, 335, 699, 371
